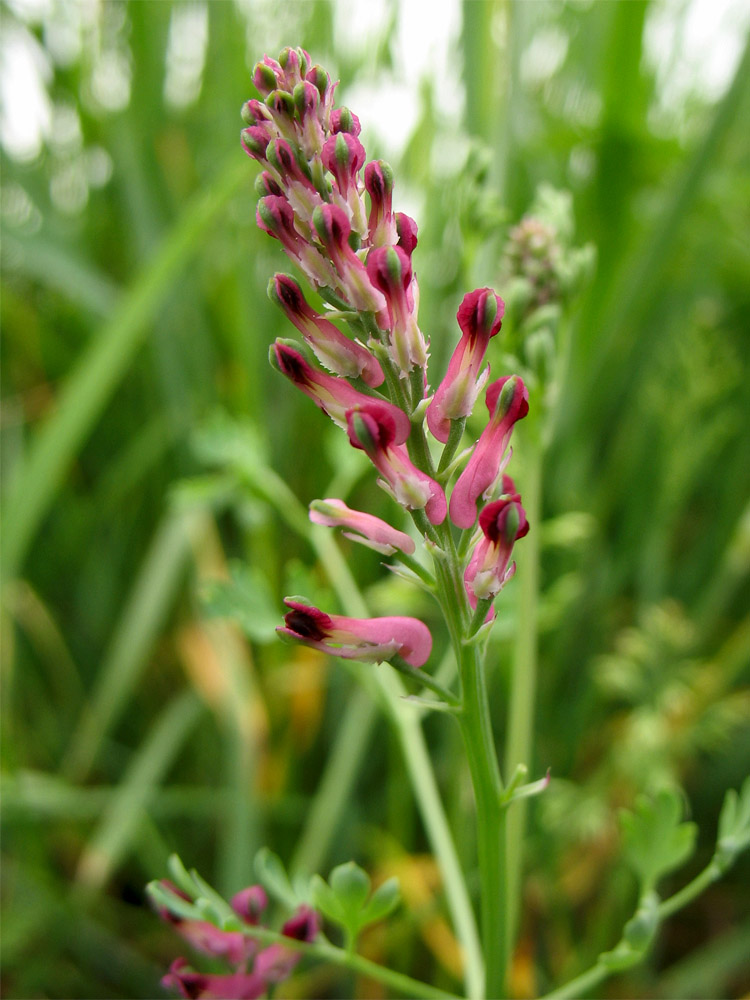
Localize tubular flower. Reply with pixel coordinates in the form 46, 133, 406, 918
366, 245, 428, 373
464, 478, 529, 605
426, 288, 505, 443
365, 160, 397, 247
312, 203, 387, 314
449, 375, 529, 529
346, 403, 447, 524
279, 599, 432, 668
270, 341, 410, 440
321, 132, 367, 234
256, 195, 337, 288
162, 959, 267, 1000
309, 498, 416, 555
154, 881, 261, 966
269, 274, 384, 386
253, 906, 320, 983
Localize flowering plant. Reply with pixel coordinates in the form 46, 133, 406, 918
149, 46, 750, 1000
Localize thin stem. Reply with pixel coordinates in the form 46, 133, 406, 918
456, 639, 508, 999
540, 962, 610, 1000
236, 925, 459, 1000
437, 418, 467, 476
503, 423, 542, 954
657, 859, 723, 920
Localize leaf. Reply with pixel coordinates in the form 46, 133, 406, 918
329, 861, 371, 914
716, 776, 750, 872
620, 788, 697, 892
200, 562, 279, 643
255, 848, 298, 909
359, 877, 401, 926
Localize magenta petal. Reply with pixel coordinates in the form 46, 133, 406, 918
449, 376, 528, 529
329, 614, 432, 667
162, 959, 267, 1000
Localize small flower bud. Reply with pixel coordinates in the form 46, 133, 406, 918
331, 107, 361, 136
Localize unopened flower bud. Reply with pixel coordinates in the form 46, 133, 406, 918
331, 107, 361, 136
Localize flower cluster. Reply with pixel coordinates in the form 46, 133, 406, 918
242, 47, 528, 673
157, 881, 318, 999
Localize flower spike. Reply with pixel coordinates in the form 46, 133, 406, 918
427, 288, 505, 443
449, 375, 529, 529
279, 599, 432, 667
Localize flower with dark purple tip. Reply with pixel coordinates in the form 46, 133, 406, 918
346, 403, 446, 524
270, 341, 409, 439
464, 478, 529, 605
312, 203, 386, 314
162, 958, 267, 1000
269, 274, 383, 386
449, 375, 529, 529
279, 600, 432, 668
366, 245, 428, 372
254, 906, 320, 984
427, 288, 505, 443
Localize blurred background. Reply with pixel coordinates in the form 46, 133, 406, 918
1, 0, 749, 997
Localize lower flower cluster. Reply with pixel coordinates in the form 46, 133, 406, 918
156, 881, 318, 999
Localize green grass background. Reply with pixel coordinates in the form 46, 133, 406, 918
1, 1, 749, 996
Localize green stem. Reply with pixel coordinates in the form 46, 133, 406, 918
456, 639, 508, 999
503, 423, 542, 954
438, 418, 467, 476
235, 924, 459, 1000
657, 859, 724, 920
540, 856, 731, 1000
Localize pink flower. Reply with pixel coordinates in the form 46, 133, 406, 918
256, 195, 336, 288
253, 906, 320, 984
449, 375, 529, 529
270, 342, 410, 440
154, 881, 267, 967
321, 132, 366, 225
426, 288, 505, 443
162, 959, 266, 1000
312, 203, 386, 314
309, 498, 416, 555
365, 160, 397, 247
464, 478, 529, 604
269, 274, 383, 386
366, 246, 428, 372
279, 599, 432, 668
346, 402, 446, 524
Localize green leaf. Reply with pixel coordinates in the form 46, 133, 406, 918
310, 873, 347, 925
716, 776, 750, 872
620, 788, 697, 892
255, 848, 298, 909
329, 861, 371, 914
200, 562, 279, 643
359, 877, 401, 926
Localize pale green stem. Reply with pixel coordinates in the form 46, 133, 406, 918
540, 857, 732, 1000
503, 424, 542, 955
235, 923, 459, 1000
455, 639, 509, 999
